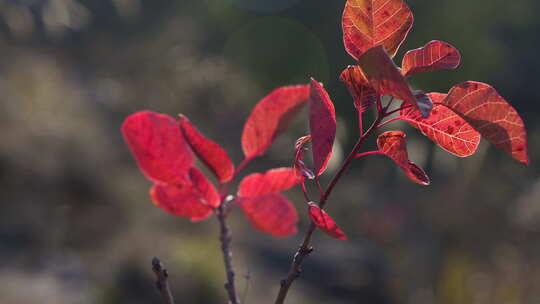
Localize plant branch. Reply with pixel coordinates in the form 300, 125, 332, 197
217, 205, 240, 304
274, 111, 384, 304
151, 257, 175, 304
377, 116, 403, 129
354, 151, 383, 158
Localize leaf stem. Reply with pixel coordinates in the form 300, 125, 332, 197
354, 151, 384, 158
216, 204, 240, 304
274, 110, 384, 304
377, 117, 403, 129
151, 257, 175, 304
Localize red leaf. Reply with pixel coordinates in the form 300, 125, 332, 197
309, 78, 336, 176
188, 167, 221, 208
179, 115, 235, 182
294, 135, 315, 180
150, 167, 220, 221
358, 46, 432, 117
400, 92, 480, 157
308, 203, 347, 240
401, 40, 461, 77
339, 65, 379, 112
238, 168, 299, 198
241, 85, 310, 159
342, 0, 413, 59
122, 111, 193, 185
239, 193, 298, 237
442, 81, 529, 164
377, 131, 430, 185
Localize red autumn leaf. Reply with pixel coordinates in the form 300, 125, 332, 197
358, 46, 432, 117
150, 167, 220, 221
339, 65, 379, 112
342, 0, 413, 59
377, 131, 430, 185
122, 111, 193, 185
238, 168, 299, 198
241, 85, 310, 159
400, 92, 480, 157
294, 135, 315, 180
308, 203, 347, 240
442, 81, 529, 164
238, 193, 298, 237
401, 40, 461, 77
309, 78, 337, 176
188, 167, 221, 208
179, 115, 235, 182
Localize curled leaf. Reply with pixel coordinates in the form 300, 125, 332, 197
308, 202, 347, 240
401, 92, 480, 157
122, 111, 193, 185
342, 0, 413, 59
241, 85, 310, 159
401, 40, 461, 77
238, 167, 299, 198
309, 78, 337, 176
294, 135, 315, 180
239, 193, 298, 237
339, 65, 379, 113
358, 46, 432, 117
179, 115, 235, 182
377, 131, 430, 185
442, 81, 528, 164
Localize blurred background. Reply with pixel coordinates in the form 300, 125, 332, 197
0, 0, 539, 303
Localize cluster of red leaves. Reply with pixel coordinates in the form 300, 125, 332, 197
122, 86, 310, 237
122, 0, 529, 242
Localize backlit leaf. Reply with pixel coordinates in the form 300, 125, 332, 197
442, 81, 528, 164
401, 40, 461, 77
294, 135, 315, 180
150, 167, 220, 221
238, 168, 299, 198
358, 46, 432, 117
309, 78, 336, 176
241, 85, 310, 159
377, 131, 430, 185
122, 111, 193, 185
239, 193, 298, 237
308, 202, 347, 240
400, 92, 480, 157
342, 0, 413, 59
179, 115, 235, 182
339, 65, 379, 113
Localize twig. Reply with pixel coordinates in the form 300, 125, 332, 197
274, 112, 384, 304
151, 257, 175, 304
217, 204, 240, 304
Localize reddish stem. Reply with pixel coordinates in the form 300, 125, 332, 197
354, 151, 384, 158
274, 108, 385, 304
377, 117, 403, 129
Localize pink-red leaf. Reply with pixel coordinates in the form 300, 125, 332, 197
308, 202, 347, 240
241, 85, 310, 159
342, 0, 413, 59
122, 111, 193, 185
400, 92, 480, 157
442, 81, 529, 164
239, 193, 298, 237
377, 131, 430, 185
179, 115, 235, 182
339, 65, 379, 113
358, 46, 432, 117
294, 135, 315, 180
309, 78, 337, 176
150, 167, 220, 221
238, 168, 299, 198
401, 40, 461, 77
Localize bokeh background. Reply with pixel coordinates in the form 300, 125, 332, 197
1, 0, 539, 303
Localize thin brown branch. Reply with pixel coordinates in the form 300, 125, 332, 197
217, 205, 240, 304
151, 257, 175, 304
274, 112, 384, 304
